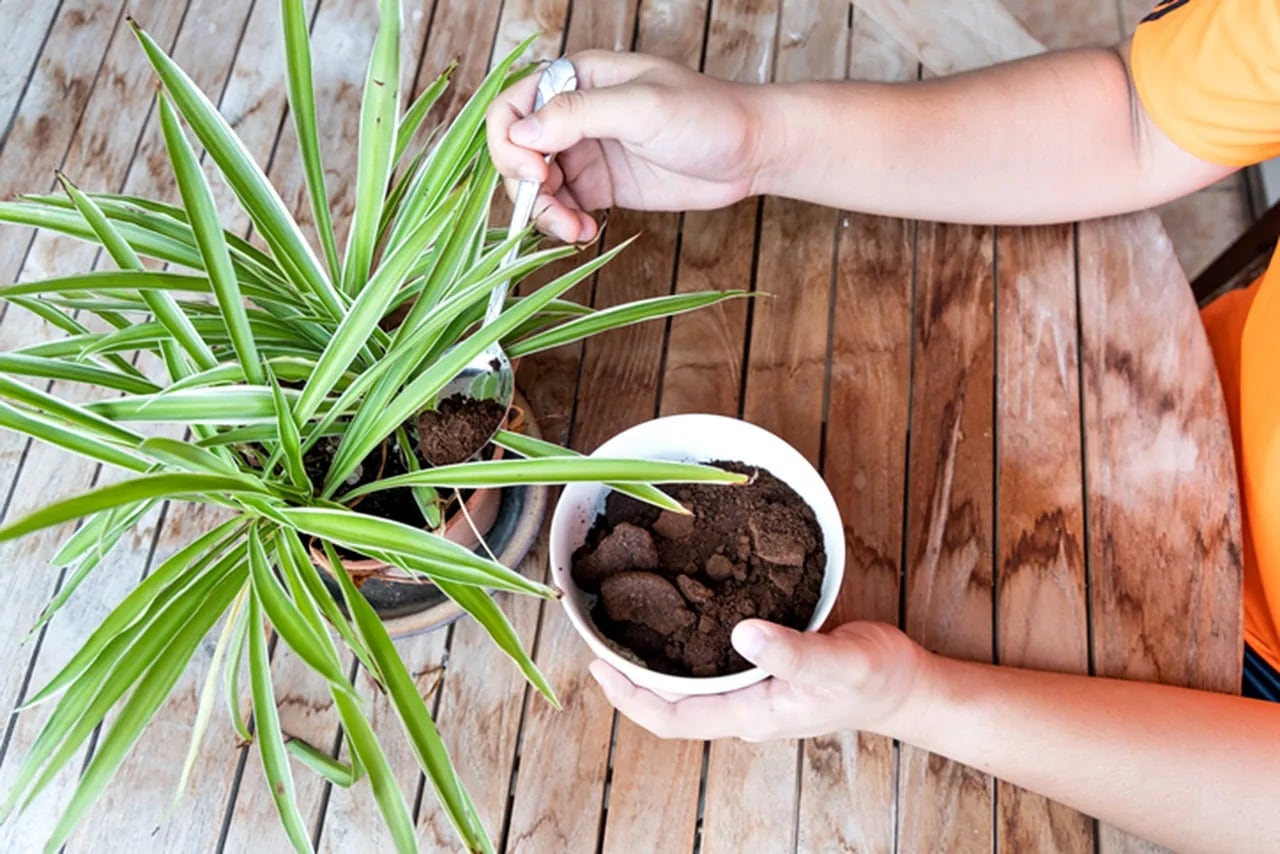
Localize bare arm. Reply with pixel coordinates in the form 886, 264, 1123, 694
751, 41, 1232, 223
487, 41, 1233, 239
591, 621, 1279, 854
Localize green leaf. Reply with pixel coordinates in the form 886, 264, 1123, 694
277, 507, 553, 597
175, 582, 249, 802
87, 386, 317, 425
223, 588, 253, 743
245, 578, 315, 854
0, 374, 145, 446
507, 290, 750, 357
37, 567, 243, 852
327, 238, 633, 491
394, 59, 455, 165
281, 0, 340, 283
136, 436, 238, 474
276, 531, 379, 681
339, 457, 747, 500
9, 547, 244, 827
492, 430, 692, 514
286, 738, 358, 788
129, 19, 345, 321
0, 268, 280, 305
0, 401, 149, 474
22, 519, 245, 708
0, 474, 267, 543
158, 91, 264, 384
325, 545, 491, 853
294, 188, 465, 425
330, 690, 416, 854
0, 354, 156, 396
267, 369, 309, 491
383, 34, 537, 255
341, 0, 401, 296
56, 172, 218, 374
436, 578, 557, 710
247, 526, 347, 687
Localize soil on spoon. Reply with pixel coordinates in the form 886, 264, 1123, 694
571, 461, 825, 678
417, 393, 509, 466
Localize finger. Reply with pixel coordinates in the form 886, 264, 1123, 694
508, 85, 656, 157
528, 191, 590, 243
486, 73, 550, 183
588, 660, 768, 741
567, 49, 669, 89
731, 620, 868, 687
552, 186, 598, 242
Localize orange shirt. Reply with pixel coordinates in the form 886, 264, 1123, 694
1132, 0, 1280, 670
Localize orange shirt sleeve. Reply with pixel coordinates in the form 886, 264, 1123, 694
1131, 0, 1280, 166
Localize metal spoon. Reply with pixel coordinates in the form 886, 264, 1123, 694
418, 58, 579, 466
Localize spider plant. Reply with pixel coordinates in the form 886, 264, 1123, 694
0, 2, 748, 851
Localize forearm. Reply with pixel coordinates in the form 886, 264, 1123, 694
751, 47, 1230, 224
888, 656, 1279, 853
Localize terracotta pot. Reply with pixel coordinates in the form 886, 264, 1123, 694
310, 389, 548, 637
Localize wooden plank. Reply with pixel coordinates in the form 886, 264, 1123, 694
795, 9, 916, 849
222, 1, 431, 847
0, 4, 196, 848
413, 0, 578, 845
851, 0, 1041, 75
0, 1, 61, 146
504, 1, 705, 850
994, 223, 1093, 854
491, 0, 571, 69
0, 0, 125, 282
601, 1, 774, 850
1078, 212, 1242, 854
263, 0, 431, 258
698, 2, 846, 852
415, 0, 505, 132
318, 632, 449, 852
1002, 0, 1123, 49
897, 220, 996, 853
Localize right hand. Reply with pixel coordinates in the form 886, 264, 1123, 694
485, 50, 767, 242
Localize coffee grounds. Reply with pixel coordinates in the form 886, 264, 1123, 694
571, 461, 825, 678
417, 393, 508, 466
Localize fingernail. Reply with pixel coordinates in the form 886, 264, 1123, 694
731, 621, 767, 659
510, 116, 541, 145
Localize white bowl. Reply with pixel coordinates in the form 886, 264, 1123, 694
549, 414, 845, 698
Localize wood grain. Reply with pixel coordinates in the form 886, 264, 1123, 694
898, 220, 996, 852
0, 0, 125, 282
995, 223, 1093, 854
603, 2, 775, 850
0, 2, 61, 145
795, 8, 915, 852
701, 2, 847, 852
508, 2, 709, 850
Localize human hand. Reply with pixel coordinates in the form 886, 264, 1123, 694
589, 619, 933, 741
485, 50, 767, 242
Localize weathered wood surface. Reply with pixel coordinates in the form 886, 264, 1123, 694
0, 0, 1242, 852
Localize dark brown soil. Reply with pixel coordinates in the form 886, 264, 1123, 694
417, 393, 508, 466
571, 461, 825, 678
304, 434, 430, 538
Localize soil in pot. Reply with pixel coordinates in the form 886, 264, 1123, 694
303, 432, 432, 537
417, 392, 509, 466
571, 461, 825, 678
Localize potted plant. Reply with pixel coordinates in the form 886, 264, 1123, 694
0, 2, 748, 851
551, 414, 845, 699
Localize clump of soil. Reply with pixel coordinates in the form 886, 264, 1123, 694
571, 461, 825, 678
417, 393, 508, 466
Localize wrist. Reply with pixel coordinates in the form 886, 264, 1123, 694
743, 83, 798, 198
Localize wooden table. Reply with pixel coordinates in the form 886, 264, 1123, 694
0, 0, 1242, 851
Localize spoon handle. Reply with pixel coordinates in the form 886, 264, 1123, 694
484, 58, 579, 327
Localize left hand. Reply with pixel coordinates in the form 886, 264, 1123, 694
589, 619, 934, 741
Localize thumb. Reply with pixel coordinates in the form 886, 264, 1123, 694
508, 86, 642, 154
731, 620, 866, 686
